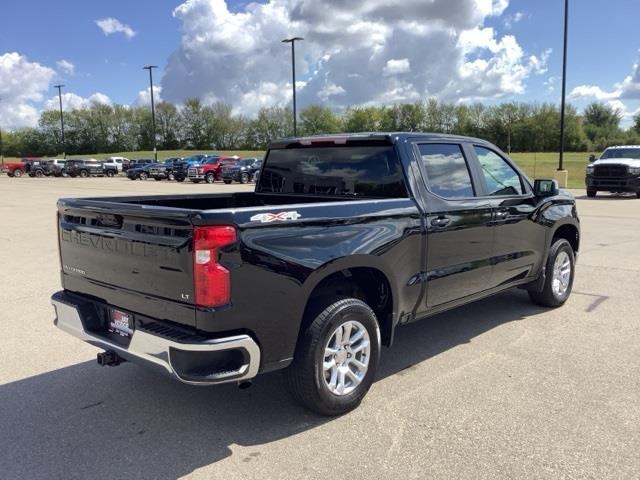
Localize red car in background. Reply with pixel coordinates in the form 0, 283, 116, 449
187, 155, 240, 183
1, 157, 41, 177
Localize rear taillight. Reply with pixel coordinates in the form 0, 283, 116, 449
193, 226, 237, 307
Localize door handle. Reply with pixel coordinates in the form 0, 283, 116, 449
494, 209, 509, 220
430, 216, 450, 227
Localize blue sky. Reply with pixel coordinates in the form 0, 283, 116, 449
1, 0, 639, 128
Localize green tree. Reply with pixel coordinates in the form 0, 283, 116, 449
299, 105, 341, 135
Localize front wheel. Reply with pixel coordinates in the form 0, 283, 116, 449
205, 173, 215, 184
139, 172, 148, 181
13, 170, 23, 178
79, 170, 89, 178
240, 172, 250, 184
106, 170, 115, 178
529, 238, 575, 307
286, 297, 381, 416
586, 189, 597, 198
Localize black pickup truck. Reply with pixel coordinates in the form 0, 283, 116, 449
52, 133, 580, 415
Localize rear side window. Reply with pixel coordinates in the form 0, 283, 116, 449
258, 146, 407, 198
418, 143, 474, 198
474, 146, 523, 196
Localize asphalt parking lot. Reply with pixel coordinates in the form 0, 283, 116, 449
1, 176, 639, 479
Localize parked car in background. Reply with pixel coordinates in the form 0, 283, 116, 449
47, 159, 67, 177
103, 156, 129, 173
1, 161, 28, 177
221, 158, 262, 184
149, 161, 176, 181
127, 163, 152, 180
586, 145, 640, 198
186, 155, 223, 183
128, 159, 154, 169
172, 154, 214, 182
64, 159, 104, 178
28, 160, 52, 177
101, 162, 119, 177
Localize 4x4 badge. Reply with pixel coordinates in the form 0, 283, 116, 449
250, 211, 302, 223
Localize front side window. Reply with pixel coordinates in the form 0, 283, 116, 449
418, 143, 474, 198
474, 146, 523, 196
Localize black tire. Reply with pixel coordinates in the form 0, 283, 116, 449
154, 177, 162, 181
529, 238, 575, 308
205, 173, 215, 184
286, 297, 381, 416
106, 170, 115, 178
13, 170, 22, 178
636, 190, 640, 199
223, 179, 232, 184
168, 172, 175, 181
79, 170, 89, 178
240, 172, 250, 184
36, 170, 44, 177
176, 177, 185, 182
586, 189, 597, 198
129, 176, 137, 181
139, 172, 148, 181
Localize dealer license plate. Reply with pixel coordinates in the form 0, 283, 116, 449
109, 309, 134, 337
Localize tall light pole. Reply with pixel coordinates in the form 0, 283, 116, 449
54, 84, 66, 158
558, 0, 569, 172
143, 65, 158, 161
282, 37, 303, 136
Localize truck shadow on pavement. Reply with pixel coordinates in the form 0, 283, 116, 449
0, 290, 544, 479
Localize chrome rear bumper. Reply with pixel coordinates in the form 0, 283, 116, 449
52, 295, 260, 385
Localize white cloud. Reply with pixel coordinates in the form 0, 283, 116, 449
56, 59, 75, 75
44, 92, 112, 111
383, 58, 411, 76
504, 11, 525, 29
135, 85, 163, 106
95, 17, 137, 39
570, 63, 640, 101
0, 52, 55, 128
161, 0, 547, 115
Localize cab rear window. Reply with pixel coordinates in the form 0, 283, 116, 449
257, 146, 407, 198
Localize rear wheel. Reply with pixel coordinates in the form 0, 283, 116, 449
205, 173, 215, 184
79, 170, 89, 178
586, 189, 597, 198
139, 172, 148, 181
240, 172, 250, 184
13, 169, 22, 178
529, 238, 575, 307
106, 170, 115, 178
286, 297, 381, 416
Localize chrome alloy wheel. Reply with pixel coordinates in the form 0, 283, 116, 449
552, 251, 571, 297
323, 320, 370, 396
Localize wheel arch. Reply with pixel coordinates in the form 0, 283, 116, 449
299, 257, 398, 349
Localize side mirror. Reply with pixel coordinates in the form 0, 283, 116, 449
533, 179, 559, 197
588, 154, 596, 162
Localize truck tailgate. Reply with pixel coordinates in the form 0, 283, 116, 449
57, 199, 197, 325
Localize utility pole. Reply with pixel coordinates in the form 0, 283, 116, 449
54, 85, 66, 158
282, 37, 304, 136
558, 0, 569, 172
143, 65, 158, 161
